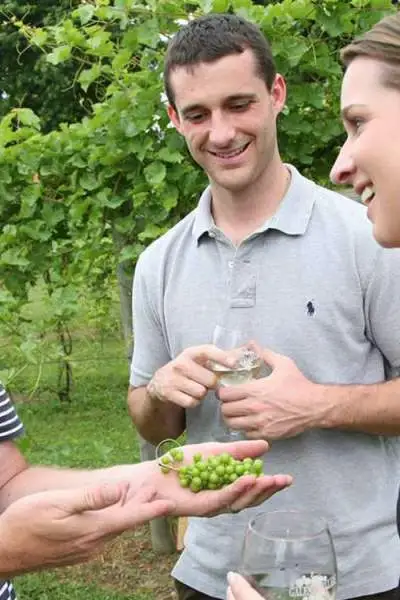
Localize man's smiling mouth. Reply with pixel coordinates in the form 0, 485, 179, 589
209, 142, 250, 159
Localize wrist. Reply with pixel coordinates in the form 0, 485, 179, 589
317, 383, 359, 430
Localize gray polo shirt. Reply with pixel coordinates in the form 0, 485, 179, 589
131, 165, 400, 599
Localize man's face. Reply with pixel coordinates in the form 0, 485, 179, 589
167, 49, 286, 195
330, 56, 400, 248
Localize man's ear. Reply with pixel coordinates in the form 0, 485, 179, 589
167, 104, 182, 133
270, 73, 287, 116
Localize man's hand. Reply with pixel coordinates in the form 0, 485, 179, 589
150, 439, 292, 516
0, 481, 174, 577
227, 572, 263, 600
147, 345, 236, 408
219, 348, 324, 440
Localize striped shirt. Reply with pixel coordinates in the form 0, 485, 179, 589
0, 383, 24, 600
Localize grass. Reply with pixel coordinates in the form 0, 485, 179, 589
0, 288, 178, 600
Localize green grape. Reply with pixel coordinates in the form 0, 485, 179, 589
215, 465, 225, 476
176, 450, 185, 462
209, 472, 219, 485
220, 452, 231, 465
235, 464, 245, 476
190, 477, 202, 492
160, 454, 171, 465
252, 459, 263, 475
170, 448, 179, 460
161, 466, 170, 474
208, 457, 219, 469
172, 449, 265, 491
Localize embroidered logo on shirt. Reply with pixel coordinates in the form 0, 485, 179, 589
306, 301, 315, 316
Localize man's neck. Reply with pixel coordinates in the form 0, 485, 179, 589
210, 161, 291, 246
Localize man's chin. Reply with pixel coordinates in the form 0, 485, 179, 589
209, 173, 250, 193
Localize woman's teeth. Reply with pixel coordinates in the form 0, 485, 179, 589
361, 186, 375, 204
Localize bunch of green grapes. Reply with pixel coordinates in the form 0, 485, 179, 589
159, 448, 264, 493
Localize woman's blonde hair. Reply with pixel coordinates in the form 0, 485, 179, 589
340, 12, 400, 90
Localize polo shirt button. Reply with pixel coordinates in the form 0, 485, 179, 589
228, 261, 234, 268
208, 231, 215, 238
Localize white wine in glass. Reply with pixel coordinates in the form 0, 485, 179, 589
240, 510, 337, 600
209, 326, 262, 441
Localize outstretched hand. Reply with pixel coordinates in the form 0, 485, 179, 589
150, 439, 292, 517
0, 481, 174, 577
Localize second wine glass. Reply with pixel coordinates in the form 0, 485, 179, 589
240, 510, 337, 600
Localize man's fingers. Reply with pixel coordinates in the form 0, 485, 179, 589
186, 345, 237, 369
229, 474, 292, 513
54, 482, 129, 514
215, 439, 269, 460
227, 572, 261, 600
183, 476, 258, 516
120, 499, 175, 527
183, 440, 269, 464
102, 485, 175, 533
260, 347, 286, 369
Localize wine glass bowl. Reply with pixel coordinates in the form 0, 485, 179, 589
209, 326, 262, 442
209, 346, 262, 386
240, 510, 337, 599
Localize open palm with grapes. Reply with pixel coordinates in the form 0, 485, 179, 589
147, 439, 292, 517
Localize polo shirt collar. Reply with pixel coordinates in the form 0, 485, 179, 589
192, 164, 316, 242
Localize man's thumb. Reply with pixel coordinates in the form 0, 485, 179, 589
72, 482, 128, 513
260, 347, 283, 372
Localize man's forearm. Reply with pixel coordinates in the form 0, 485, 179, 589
128, 385, 185, 445
318, 378, 400, 435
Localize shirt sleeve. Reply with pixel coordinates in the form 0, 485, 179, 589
364, 246, 400, 369
0, 384, 24, 440
130, 252, 172, 387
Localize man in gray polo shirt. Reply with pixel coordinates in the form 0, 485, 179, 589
128, 13, 400, 600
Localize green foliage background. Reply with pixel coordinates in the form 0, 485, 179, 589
0, 0, 397, 389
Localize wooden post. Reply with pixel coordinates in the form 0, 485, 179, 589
139, 435, 176, 553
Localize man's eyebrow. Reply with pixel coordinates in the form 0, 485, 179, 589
341, 104, 367, 119
225, 93, 257, 102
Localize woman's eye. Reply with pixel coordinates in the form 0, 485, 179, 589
351, 118, 365, 131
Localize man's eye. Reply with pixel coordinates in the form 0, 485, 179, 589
230, 102, 250, 111
186, 113, 206, 123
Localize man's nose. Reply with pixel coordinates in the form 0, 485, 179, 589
208, 113, 235, 147
330, 141, 355, 186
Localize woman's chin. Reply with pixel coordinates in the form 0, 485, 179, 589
374, 224, 400, 249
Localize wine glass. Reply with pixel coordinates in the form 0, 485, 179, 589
239, 510, 337, 600
209, 325, 262, 442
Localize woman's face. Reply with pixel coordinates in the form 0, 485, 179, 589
330, 56, 400, 248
